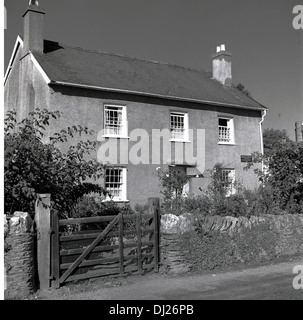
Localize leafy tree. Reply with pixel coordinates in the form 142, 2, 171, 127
4, 109, 106, 218
156, 167, 189, 214
207, 163, 230, 197
263, 128, 290, 157
265, 140, 303, 210
245, 137, 303, 213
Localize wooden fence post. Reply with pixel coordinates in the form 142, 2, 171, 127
34, 194, 51, 289
148, 198, 160, 272
136, 212, 143, 274
51, 210, 60, 289
118, 214, 124, 275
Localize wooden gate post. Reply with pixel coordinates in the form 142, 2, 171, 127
148, 198, 160, 272
34, 194, 51, 289
51, 210, 60, 289
136, 212, 143, 274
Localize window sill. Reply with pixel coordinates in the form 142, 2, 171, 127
102, 135, 130, 139
218, 142, 236, 146
169, 139, 192, 143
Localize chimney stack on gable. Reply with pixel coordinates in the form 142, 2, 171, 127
295, 121, 303, 142
212, 44, 232, 86
23, 0, 45, 54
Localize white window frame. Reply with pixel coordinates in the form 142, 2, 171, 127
103, 104, 128, 138
104, 167, 128, 202
170, 112, 189, 142
218, 117, 235, 144
221, 168, 236, 196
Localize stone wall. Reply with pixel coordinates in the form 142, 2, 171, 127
160, 213, 303, 274
4, 212, 36, 300
196, 214, 303, 257
160, 213, 195, 274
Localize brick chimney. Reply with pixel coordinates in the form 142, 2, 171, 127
212, 44, 232, 86
295, 122, 303, 142
23, 0, 45, 54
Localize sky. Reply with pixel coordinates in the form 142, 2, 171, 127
3, 0, 303, 140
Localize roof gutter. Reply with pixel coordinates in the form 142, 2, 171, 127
50, 80, 267, 111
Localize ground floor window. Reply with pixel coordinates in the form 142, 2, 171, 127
221, 168, 235, 196
105, 167, 127, 201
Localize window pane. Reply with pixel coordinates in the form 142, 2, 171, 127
170, 113, 185, 140
219, 126, 231, 142
105, 168, 123, 198
219, 118, 228, 126
105, 106, 124, 136
218, 118, 232, 142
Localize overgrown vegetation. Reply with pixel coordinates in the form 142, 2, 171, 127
246, 132, 303, 214
156, 167, 189, 215
157, 129, 303, 216
4, 109, 105, 218
181, 221, 280, 271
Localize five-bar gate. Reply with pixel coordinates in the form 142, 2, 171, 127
50, 198, 160, 288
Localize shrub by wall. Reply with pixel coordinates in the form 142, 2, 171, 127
160, 213, 303, 273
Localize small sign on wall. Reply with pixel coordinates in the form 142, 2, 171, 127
240, 155, 253, 162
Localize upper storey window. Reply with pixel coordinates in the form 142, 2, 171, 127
104, 105, 128, 137
218, 117, 235, 144
170, 112, 189, 141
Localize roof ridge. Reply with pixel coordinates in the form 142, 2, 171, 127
44, 39, 209, 74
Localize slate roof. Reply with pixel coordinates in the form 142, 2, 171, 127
33, 40, 266, 110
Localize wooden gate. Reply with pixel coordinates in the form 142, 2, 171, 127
50, 198, 160, 288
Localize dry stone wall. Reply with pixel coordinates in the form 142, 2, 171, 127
160, 213, 195, 274
4, 212, 36, 300
160, 213, 303, 274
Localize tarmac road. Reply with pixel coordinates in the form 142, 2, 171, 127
36, 257, 303, 300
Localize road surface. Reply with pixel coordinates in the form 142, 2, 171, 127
36, 258, 303, 300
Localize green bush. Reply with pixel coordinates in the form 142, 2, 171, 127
222, 194, 248, 217
246, 138, 303, 214
4, 109, 105, 218
181, 230, 236, 270
133, 203, 149, 215
181, 184, 290, 217
156, 167, 189, 216
164, 160, 302, 217
157, 141, 303, 216
181, 221, 280, 271
69, 196, 152, 233
233, 222, 279, 262
182, 195, 212, 215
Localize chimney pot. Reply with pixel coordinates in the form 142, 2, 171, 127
212, 45, 232, 86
